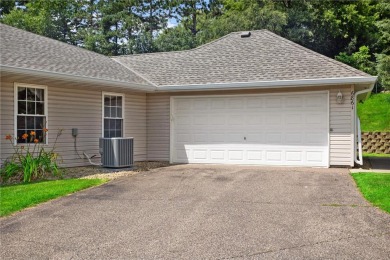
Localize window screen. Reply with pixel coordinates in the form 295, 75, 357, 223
103, 94, 123, 138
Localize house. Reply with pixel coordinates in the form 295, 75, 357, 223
0, 24, 377, 168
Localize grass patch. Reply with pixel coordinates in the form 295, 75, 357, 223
352, 173, 390, 213
357, 93, 390, 132
0, 178, 107, 217
363, 153, 390, 158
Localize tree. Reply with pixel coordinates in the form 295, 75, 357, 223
1, 0, 85, 45
336, 46, 376, 75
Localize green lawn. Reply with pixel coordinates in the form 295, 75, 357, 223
352, 173, 390, 213
0, 178, 107, 217
357, 93, 390, 132
363, 153, 390, 158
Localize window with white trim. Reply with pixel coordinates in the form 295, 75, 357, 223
103, 93, 123, 138
15, 84, 47, 144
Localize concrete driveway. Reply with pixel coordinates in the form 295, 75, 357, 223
1, 165, 389, 259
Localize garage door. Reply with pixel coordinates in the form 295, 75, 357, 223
171, 92, 329, 167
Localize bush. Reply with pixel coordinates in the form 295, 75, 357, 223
0, 129, 63, 183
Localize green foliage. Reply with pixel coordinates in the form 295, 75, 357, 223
375, 54, 390, 90
363, 153, 390, 158
0, 178, 107, 217
0, 129, 63, 183
0, 0, 389, 80
357, 93, 390, 132
352, 173, 390, 213
336, 46, 376, 75
154, 25, 197, 51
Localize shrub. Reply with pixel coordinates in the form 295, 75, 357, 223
1, 129, 63, 183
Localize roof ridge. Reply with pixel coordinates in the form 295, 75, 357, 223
262, 30, 369, 77
114, 30, 267, 58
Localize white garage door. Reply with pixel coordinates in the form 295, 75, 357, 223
171, 92, 329, 167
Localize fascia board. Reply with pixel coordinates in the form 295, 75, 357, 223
156, 77, 378, 92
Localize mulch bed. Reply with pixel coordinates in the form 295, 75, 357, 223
62, 161, 170, 180
0, 161, 170, 184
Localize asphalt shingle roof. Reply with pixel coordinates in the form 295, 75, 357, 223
0, 23, 150, 86
113, 30, 370, 87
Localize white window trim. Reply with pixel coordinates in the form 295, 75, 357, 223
101, 92, 125, 138
14, 83, 48, 145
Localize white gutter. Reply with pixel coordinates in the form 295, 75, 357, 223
353, 82, 376, 165
156, 76, 378, 92
0, 65, 156, 92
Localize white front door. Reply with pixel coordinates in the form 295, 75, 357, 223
171, 92, 329, 167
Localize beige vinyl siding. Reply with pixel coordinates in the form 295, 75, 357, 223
146, 85, 355, 166
1, 77, 355, 167
0, 77, 147, 167
0, 82, 13, 165
329, 86, 354, 166
146, 95, 170, 161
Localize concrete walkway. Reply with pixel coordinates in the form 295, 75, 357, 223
351, 157, 390, 173
1, 165, 389, 259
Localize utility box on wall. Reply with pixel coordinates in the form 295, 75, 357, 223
99, 137, 134, 168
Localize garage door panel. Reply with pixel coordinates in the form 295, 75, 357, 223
228, 150, 244, 160
265, 132, 283, 144
193, 133, 208, 143
176, 115, 191, 125
305, 95, 327, 107
266, 151, 283, 161
246, 132, 264, 143
264, 114, 283, 125
211, 99, 226, 109
285, 97, 303, 108
306, 151, 325, 162
247, 150, 263, 160
193, 99, 209, 110
265, 97, 283, 108
227, 133, 244, 143
176, 133, 192, 143
176, 149, 191, 161
285, 133, 303, 144
285, 113, 304, 125
208, 133, 226, 143
305, 113, 326, 125
172, 92, 329, 166
247, 97, 264, 108
246, 114, 263, 125
285, 151, 303, 162
228, 114, 245, 125
210, 150, 225, 160
306, 132, 327, 145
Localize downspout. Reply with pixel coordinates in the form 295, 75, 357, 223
353, 83, 375, 165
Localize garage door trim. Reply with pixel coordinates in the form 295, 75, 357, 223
170, 91, 330, 167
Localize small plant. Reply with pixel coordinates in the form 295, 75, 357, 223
1, 129, 63, 183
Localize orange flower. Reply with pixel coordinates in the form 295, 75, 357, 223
22, 133, 28, 139
33, 139, 39, 143
43, 128, 48, 132
30, 131, 36, 136
5, 134, 12, 140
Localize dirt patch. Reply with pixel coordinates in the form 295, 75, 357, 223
62, 161, 170, 180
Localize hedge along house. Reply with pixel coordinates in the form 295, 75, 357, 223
0, 24, 377, 168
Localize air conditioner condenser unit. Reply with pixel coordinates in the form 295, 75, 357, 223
99, 137, 134, 168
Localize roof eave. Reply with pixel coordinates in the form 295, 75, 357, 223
156, 77, 378, 92
0, 65, 156, 92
